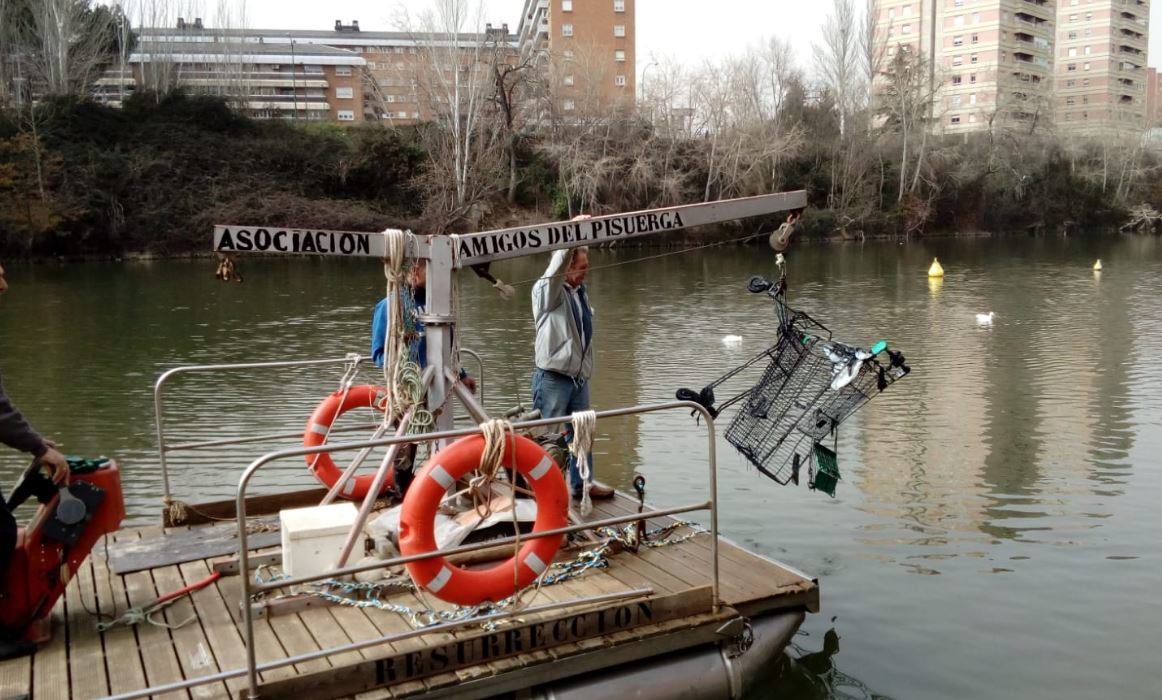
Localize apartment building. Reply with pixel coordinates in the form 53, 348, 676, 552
874, 0, 1060, 133
95, 35, 366, 122
123, 21, 516, 125
517, 0, 636, 115
1054, 0, 1150, 133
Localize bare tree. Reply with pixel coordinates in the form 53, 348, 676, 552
813, 0, 859, 137
22, 0, 122, 96
400, 0, 504, 230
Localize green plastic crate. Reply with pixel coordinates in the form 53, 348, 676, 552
812, 443, 840, 497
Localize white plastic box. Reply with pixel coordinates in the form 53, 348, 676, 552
279, 503, 359, 578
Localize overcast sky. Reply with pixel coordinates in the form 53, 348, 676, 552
236, 0, 1160, 74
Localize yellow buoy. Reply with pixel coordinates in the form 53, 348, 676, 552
928, 258, 945, 278
1093, 259, 1102, 271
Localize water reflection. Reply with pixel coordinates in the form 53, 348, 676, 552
765, 629, 892, 700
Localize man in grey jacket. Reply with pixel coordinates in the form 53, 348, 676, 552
531, 244, 613, 500
1, 261, 68, 658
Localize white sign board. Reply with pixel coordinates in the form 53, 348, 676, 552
212, 226, 409, 257
451, 191, 807, 267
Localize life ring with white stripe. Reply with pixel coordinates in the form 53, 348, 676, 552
303, 385, 393, 500
399, 433, 569, 605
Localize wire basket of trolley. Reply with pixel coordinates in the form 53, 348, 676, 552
675, 257, 911, 496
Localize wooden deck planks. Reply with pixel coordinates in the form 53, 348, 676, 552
65, 557, 110, 699
92, 536, 149, 696
31, 593, 69, 700
151, 564, 228, 700
0, 647, 31, 700
2, 491, 815, 700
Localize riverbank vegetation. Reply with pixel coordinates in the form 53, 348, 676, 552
2, 0, 1161, 257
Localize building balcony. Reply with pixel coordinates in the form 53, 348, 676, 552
1119, 45, 1144, 56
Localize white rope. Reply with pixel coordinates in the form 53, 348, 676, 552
571, 410, 597, 517
381, 229, 415, 427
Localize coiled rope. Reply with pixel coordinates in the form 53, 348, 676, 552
570, 410, 597, 517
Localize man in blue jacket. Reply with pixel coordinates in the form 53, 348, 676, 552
370, 263, 476, 390
531, 242, 613, 500
1, 261, 69, 659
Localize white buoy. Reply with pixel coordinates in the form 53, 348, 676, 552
722, 335, 743, 348
975, 312, 995, 326
1093, 259, 1103, 271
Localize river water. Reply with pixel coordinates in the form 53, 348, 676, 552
1, 235, 1159, 698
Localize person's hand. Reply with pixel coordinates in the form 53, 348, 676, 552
39, 446, 69, 485
462, 375, 478, 394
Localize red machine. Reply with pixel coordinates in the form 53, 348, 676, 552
1, 459, 125, 641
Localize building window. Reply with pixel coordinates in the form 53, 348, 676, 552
971, 12, 979, 23
336, 66, 352, 76
337, 110, 355, 121
953, 35, 964, 46
954, 0, 964, 5
970, 54, 978, 64
1084, 46, 1091, 55
1083, 78, 1090, 86
1066, 96, 1075, 105
336, 86, 354, 99
563, 99, 575, 111
1067, 31, 1077, 39
564, 49, 574, 60
953, 55, 963, 66
386, 95, 395, 103
969, 73, 977, 83
1068, 48, 1077, 57
970, 33, 979, 44
903, 5, 912, 16
1069, 14, 1077, 21
951, 115, 961, 124
562, 23, 573, 37
562, 0, 573, 10
398, 111, 408, 118
889, 7, 896, 19
563, 74, 574, 86
367, 62, 377, 69
1083, 28, 1092, 37
395, 47, 405, 54
615, 49, 626, 62
969, 114, 977, 123
951, 95, 962, 106
951, 75, 962, 85
1083, 62, 1091, 71
1066, 79, 1075, 87
614, 0, 625, 11
614, 24, 626, 37
409, 47, 417, 54
954, 15, 964, 27
969, 93, 977, 105
1067, 63, 1077, 71
902, 24, 912, 34
615, 74, 626, 86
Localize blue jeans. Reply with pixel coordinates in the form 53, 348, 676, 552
531, 368, 592, 495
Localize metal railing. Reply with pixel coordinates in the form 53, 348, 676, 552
231, 400, 721, 698
153, 350, 487, 507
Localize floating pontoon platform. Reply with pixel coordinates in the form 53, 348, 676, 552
0, 490, 816, 700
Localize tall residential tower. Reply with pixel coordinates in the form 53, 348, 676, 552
1054, 0, 1150, 133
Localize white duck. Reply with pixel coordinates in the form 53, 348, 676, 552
722, 335, 743, 348
975, 311, 995, 326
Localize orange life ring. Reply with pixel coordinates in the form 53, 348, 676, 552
303, 385, 392, 500
399, 433, 569, 606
